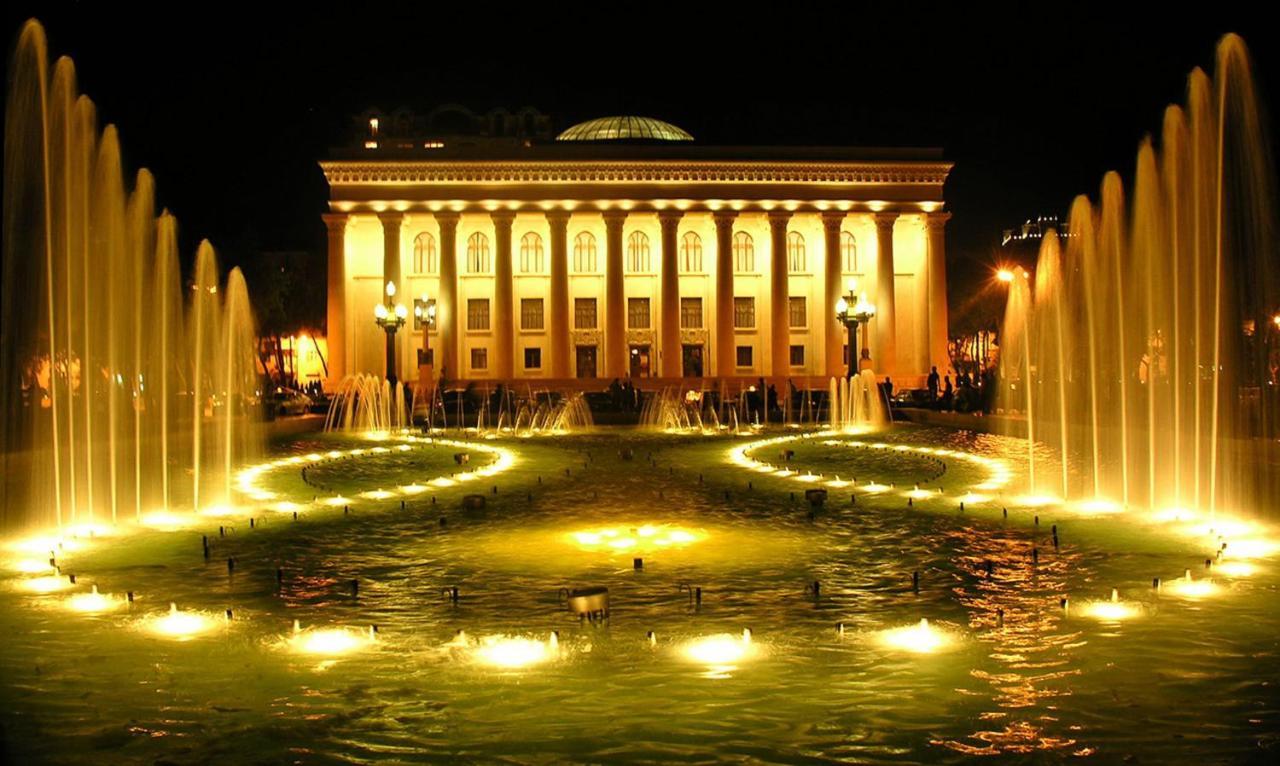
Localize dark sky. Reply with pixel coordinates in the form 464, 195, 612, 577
6, 4, 1279, 311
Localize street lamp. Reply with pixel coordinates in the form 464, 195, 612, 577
835, 279, 876, 378
414, 294, 436, 379
374, 280, 407, 385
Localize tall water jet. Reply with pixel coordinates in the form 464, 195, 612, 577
1, 20, 262, 530
998, 34, 1279, 517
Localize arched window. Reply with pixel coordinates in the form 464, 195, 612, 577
519, 232, 544, 274
733, 231, 755, 273
627, 231, 650, 273
841, 231, 858, 273
573, 232, 597, 273
787, 231, 806, 273
412, 232, 437, 274
680, 231, 702, 273
466, 232, 490, 274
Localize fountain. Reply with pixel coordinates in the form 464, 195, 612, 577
1, 21, 262, 532
998, 34, 1279, 516
324, 373, 408, 432
828, 370, 889, 432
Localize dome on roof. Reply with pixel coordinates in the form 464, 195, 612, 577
556, 116, 693, 142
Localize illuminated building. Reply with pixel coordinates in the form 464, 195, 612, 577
321, 107, 951, 388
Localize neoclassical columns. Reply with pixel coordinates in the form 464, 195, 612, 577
435, 211, 460, 380
873, 212, 898, 375
546, 210, 571, 378
659, 210, 684, 377
323, 212, 348, 387
490, 210, 516, 379
713, 210, 737, 378
603, 210, 628, 378
821, 211, 845, 378
378, 212, 404, 294
767, 210, 792, 380
925, 212, 951, 372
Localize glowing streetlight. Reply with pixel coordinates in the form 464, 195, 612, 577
835, 279, 877, 378
374, 280, 407, 386
996, 268, 1015, 284
414, 293, 437, 384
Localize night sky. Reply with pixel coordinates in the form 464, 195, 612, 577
6, 4, 1279, 327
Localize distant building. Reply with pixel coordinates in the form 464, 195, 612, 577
320, 107, 952, 388
1000, 215, 1068, 247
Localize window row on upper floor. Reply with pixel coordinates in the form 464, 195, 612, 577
407, 229, 861, 276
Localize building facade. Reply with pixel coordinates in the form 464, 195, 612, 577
320, 112, 952, 390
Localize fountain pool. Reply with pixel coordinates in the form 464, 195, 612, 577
2, 426, 1278, 763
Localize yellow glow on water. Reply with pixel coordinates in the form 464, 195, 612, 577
1071, 497, 1122, 514
7, 535, 84, 555
65, 585, 124, 613
1080, 591, 1140, 622
1164, 574, 1218, 599
10, 558, 53, 574
569, 524, 704, 552
1215, 561, 1256, 577
359, 489, 395, 500
143, 603, 217, 639
1151, 506, 1200, 524
288, 627, 374, 656
321, 496, 353, 507
270, 501, 306, 513
198, 504, 241, 517
139, 511, 196, 530
875, 618, 955, 654
681, 630, 757, 667
19, 575, 74, 594
860, 482, 890, 494
956, 493, 991, 505
400, 483, 427, 495
1220, 538, 1277, 559
472, 635, 557, 668
1015, 494, 1062, 508
904, 487, 934, 500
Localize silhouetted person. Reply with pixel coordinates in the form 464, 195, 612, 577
767, 384, 778, 419
942, 376, 953, 410
882, 376, 894, 401
927, 366, 940, 402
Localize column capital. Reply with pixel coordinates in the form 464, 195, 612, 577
820, 210, 847, 232
924, 211, 952, 229
377, 210, 405, 226
873, 211, 900, 229
711, 209, 739, 228
766, 209, 793, 227
657, 209, 684, 230
544, 209, 572, 226
322, 212, 348, 232
434, 210, 461, 226
489, 209, 517, 226
602, 209, 629, 224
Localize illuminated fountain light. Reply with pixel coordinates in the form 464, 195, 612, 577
6, 534, 87, 556
1164, 570, 1218, 600
1218, 538, 1278, 559
955, 493, 991, 506
1069, 497, 1122, 515
320, 496, 353, 507
9, 558, 55, 574
142, 603, 219, 639
875, 618, 957, 654
860, 482, 890, 494
359, 489, 396, 500
270, 501, 308, 514
904, 486, 934, 501
138, 511, 200, 530
399, 483, 428, 495
286, 621, 376, 656
826, 476, 851, 488
304, 452, 324, 462
198, 504, 243, 518
470, 633, 560, 669
17, 575, 76, 594
325, 450, 343, 459
1214, 561, 1257, 578
1080, 589, 1141, 622
1014, 494, 1063, 509
680, 629, 759, 669
65, 585, 126, 614
1150, 506, 1200, 524
569, 524, 703, 552
429, 477, 457, 488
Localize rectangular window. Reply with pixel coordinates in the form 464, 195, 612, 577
524, 347, 542, 369
521, 298, 544, 330
413, 298, 436, 331
733, 297, 755, 329
736, 345, 753, 367
789, 296, 807, 328
790, 344, 805, 366
467, 298, 490, 331
574, 297, 597, 329
680, 297, 703, 329
470, 347, 488, 370
628, 297, 651, 329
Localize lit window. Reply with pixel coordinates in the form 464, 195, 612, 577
521, 298, 544, 330
680, 297, 703, 328
524, 347, 542, 369
841, 231, 858, 273
789, 296, 807, 328
574, 298, 597, 329
627, 231, 650, 273
471, 347, 488, 370
787, 231, 806, 273
733, 231, 755, 273
412, 232, 437, 274
466, 232, 490, 274
733, 297, 755, 329
680, 232, 703, 273
628, 297, 651, 329
736, 345, 753, 367
520, 232, 544, 274
573, 232, 597, 273
467, 298, 490, 331
790, 344, 805, 367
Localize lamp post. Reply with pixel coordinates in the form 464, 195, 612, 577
835, 280, 876, 379
414, 294, 436, 383
374, 280, 407, 386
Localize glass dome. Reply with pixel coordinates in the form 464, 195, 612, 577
556, 116, 693, 142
